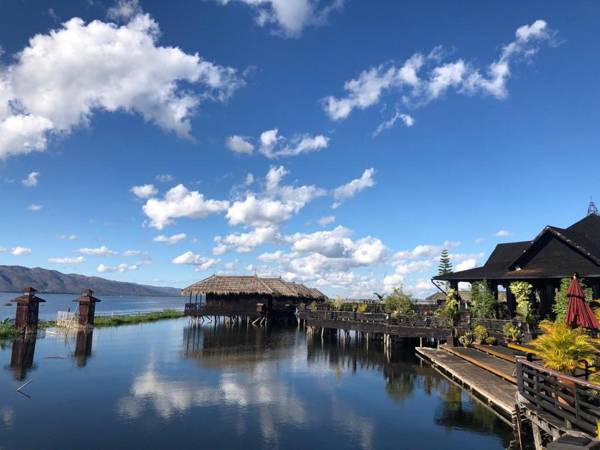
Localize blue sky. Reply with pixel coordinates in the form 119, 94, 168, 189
0, 0, 599, 297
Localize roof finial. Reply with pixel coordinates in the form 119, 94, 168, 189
588, 197, 598, 216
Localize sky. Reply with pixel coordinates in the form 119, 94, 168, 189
0, 0, 599, 298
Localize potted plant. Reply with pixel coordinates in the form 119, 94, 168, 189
458, 331, 474, 348
473, 324, 489, 345
502, 323, 523, 344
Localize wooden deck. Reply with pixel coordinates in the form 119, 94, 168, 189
416, 347, 517, 417
473, 344, 526, 363
444, 346, 517, 384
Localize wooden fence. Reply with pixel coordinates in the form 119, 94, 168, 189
516, 357, 600, 437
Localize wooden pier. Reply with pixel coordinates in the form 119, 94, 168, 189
416, 346, 517, 418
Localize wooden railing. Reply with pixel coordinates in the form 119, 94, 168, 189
298, 309, 450, 330
471, 318, 524, 336
517, 357, 600, 436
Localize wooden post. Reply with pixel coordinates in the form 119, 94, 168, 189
11, 287, 45, 335
9, 335, 36, 381
505, 284, 517, 317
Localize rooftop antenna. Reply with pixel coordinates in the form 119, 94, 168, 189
588, 197, 599, 216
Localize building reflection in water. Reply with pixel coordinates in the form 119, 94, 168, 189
305, 332, 512, 446
8, 336, 37, 381
73, 329, 94, 367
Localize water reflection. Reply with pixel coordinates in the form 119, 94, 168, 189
73, 329, 94, 367
8, 336, 37, 381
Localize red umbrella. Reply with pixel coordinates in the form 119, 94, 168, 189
565, 276, 600, 330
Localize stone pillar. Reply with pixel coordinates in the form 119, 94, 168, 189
74, 289, 101, 327
11, 287, 46, 334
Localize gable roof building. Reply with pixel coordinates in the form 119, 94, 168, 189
434, 210, 600, 318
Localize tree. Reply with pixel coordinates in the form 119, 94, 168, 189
470, 280, 497, 319
434, 288, 459, 325
383, 287, 414, 316
438, 249, 453, 275
509, 281, 533, 323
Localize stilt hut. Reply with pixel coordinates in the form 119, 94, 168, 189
434, 208, 600, 319
182, 275, 326, 320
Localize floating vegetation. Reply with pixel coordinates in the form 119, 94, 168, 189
94, 309, 184, 328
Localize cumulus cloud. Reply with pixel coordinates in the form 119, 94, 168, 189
318, 215, 335, 226
11, 246, 32, 256
27, 204, 43, 212
214, 226, 280, 254
22, 171, 40, 187
155, 174, 174, 183
372, 111, 414, 137
0, 11, 243, 159
142, 184, 230, 229
456, 258, 478, 271
259, 129, 329, 158
323, 20, 552, 122
49, 256, 85, 264
226, 135, 254, 154
495, 229, 512, 237
131, 184, 158, 199
107, 0, 143, 21
78, 245, 118, 256
97, 263, 140, 273
58, 234, 77, 240
332, 168, 375, 208
215, 0, 344, 38
172, 251, 218, 270
153, 233, 187, 245
226, 166, 324, 227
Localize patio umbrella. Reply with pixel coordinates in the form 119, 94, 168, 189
565, 276, 600, 330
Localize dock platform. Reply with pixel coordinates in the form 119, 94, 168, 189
416, 346, 516, 418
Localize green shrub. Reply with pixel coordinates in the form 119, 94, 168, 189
510, 281, 534, 323
434, 288, 459, 325
356, 303, 368, 314
473, 324, 489, 343
308, 301, 319, 311
484, 336, 497, 345
94, 310, 183, 327
0, 320, 20, 340
458, 331, 474, 347
326, 297, 344, 310
502, 323, 523, 343
383, 287, 414, 316
553, 278, 593, 322
470, 281, 497, 319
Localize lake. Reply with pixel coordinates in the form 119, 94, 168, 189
0, 318, 513, 450
0, 292, 185, 321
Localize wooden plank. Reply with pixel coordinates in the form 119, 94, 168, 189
416, 347, 516, 416
445, 346, 517, 384
473, 344, 526, 363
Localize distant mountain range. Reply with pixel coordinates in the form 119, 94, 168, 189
0, 265, 180, 297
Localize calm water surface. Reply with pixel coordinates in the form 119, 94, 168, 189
0, 319, 512, 450
0, 293, 184, 321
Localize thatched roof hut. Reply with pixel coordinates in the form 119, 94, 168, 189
182, 275, 326, 300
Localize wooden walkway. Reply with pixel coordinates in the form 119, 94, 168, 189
416, 347, 517, 417
444, 346, 517, 384
473, 344, 526, 363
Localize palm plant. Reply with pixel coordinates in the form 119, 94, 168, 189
531, 321, 596, 374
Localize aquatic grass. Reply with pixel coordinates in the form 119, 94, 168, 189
0, 320, 20, 340
94, 309, 184, 327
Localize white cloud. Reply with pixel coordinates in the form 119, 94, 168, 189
22, 171, 40, 187
259, 128, 329, 158
107, 0, 143, 21
372, 111, 414, 137
495, 229, 512, 237
49, 256, 85, 264
143, 184, 230, 229
122, 250, 142, 257
318, 215, 335, 226
27, 204, 43, 212
215, 0, 344, 38
11, 246, 32, 256
226, 166, 324, 227
58, 234, 77, 240
258, 250, 288, 263
172, 251, 218, 270
214, 226, 279, 254
332, 168, 375, 208
131, 184, 158, 199
0, 11, 244, 159
78, 245, 118, 256
323, 20, 552, 121
456, 258, 478, 271
155, 174, 174, 183
97, 263, 140, 273
226, 135, 254, 154
153, 233, 187, 245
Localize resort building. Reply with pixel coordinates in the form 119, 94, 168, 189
433, 209, 600, 318
182, 275, 327, 319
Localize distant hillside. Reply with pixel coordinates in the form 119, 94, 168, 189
0, 265, 180, 297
